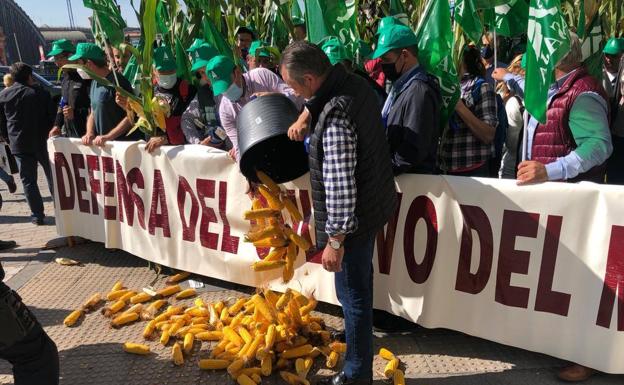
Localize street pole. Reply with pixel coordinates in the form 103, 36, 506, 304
13, 33, 22, 62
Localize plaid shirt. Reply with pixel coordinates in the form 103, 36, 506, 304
440, 76, 498, 172
322, 106, 358, 236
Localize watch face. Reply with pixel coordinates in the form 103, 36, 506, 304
329, 240, 341, 249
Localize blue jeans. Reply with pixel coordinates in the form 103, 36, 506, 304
13, 152, 53, 220
335, 235, 375, 380
0, 168, 14, 211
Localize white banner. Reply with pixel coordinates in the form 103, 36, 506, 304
49, 138, 624, 374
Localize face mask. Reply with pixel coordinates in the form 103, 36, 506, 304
77, 68, 91, 80
381, 55, 405, 82
223, 82, 243, 101
199, 78, 210, 86
158, 74, 177, 89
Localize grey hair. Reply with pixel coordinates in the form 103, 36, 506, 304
280, 41, 331, 84
556, 31, 582, 71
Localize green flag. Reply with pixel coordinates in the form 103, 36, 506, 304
455, 0, 483, 44
388, 0, 409, 25
492, 0, 529, 37
83, 0, 127, 46
580, 12, 604, 80
476, 0, 516, 8
291, 0, 304, 20
270, 4, 290, 51
305, 0, 359, 55
525, 0, 570, 124
202, 18, 233, 59
577, 0, 586, 38
415, 0, 460, 124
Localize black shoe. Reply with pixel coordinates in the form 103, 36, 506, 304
31, 217, 44, 225
318, 372, 372, 385
0, 240, 17, 250
373, 309, 419, 333
7, 179, 16, 194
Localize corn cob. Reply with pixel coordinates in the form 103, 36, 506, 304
110, 281, 124, 292
326, 351, 339, 368
176, 288, 197, 300
284, 227, 312, 251
143, 320, 157, 339
229, 298, 247, 315
288, 299, 303, 326
295, 357, 313, 378
244, 209, 281, 220
106, 289, 132, 301
282, 197, 303, 223
276, 289, 292, 310
257, 185, 284, 210
384, 358, 399, 378
251, 373, 262, 384
223, 326, 244, 346
238, 326, 253, 344
172, 342, 184, 366
196, 331, 223, 341
157, 285, 181, 298
111, 312, 139, 328
379, 347, 395, 360
64, 309, 83, 327
199, 359, 231, 370
281, 344, 314, 359
299, 297, 317, 317
329, 342, 346, 353
280, 371, 310, 385
160, 329, 171, 346
252, 260, 287, 272
166, 271, 191, 284
123, 342, 150, 355
246, 225, 285, 243
264, 247, 287, 262
82, 293, 103, 312
237, 374, 256, 385
240, 367, 263, 377
393, 369, 405, 385
141, 299, 167, 320
251, 295, 276, 323
256, 170, 281, 195
253, 237, 288, 248
102, 300, 126, 317
227, 358, 245, 377
118, 291, 136, 303
243, 334, 265, 363
130, 292, 152, 304
260, 353, 272, 376
123, 303, 143, 315
183, 332, 194, 353
283, 242, 296, 282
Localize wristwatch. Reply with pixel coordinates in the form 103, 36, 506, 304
328, 238, 343, 250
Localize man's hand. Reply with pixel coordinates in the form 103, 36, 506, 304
116, 94, 129, 110
81, 133, 95, 145
200, 136, 223, 148
288, 108, 310, 142
145, 136, 168, 153
93, 135, 109, 146
516, 160, 548, 185
322, 244, 344, 272
455, 98, 467, 112
49, 126, 61, 138
62, 106, 74, 120
492, 68, 509, 81
228, 147, 237, 161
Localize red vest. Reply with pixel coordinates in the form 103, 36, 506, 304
531, 67, 609, 183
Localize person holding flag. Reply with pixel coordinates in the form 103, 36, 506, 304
235, 26, 256, 70
47, 39, 91, 139
372, 24, 442, 176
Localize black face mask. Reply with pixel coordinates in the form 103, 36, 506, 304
381, 56, 405, 82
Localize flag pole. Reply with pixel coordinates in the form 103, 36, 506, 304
493, 28, 498, 68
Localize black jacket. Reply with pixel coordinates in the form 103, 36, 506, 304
0, 83, 55, 154
54, 70, 91, 138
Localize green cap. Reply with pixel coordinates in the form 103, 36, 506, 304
153, 45, 177, 72
190, 43, 219, 72
186, 38, 207, 53
68, 43, 106, 62
372, 24, 418, 59
292, 16, 305, 26
249, 40, 270, 58
47, 39, 76, 57
205, 55, 236, 96
603, 37, 623, 55
376, 16, 405, 36
322, 37, 350, 65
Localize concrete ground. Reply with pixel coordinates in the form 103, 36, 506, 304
0, 168, 623, 385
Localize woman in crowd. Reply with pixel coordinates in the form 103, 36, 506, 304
498, 55, 525, 179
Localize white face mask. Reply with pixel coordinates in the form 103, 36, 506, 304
199, 78, 210, 86
158, 73, 177, 89
223, 82, 243, 101
77, 68, 91, 80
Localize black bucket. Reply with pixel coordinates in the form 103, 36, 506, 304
237, 94, 309, 183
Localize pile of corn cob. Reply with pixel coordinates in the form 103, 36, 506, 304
244, 171, 311, 283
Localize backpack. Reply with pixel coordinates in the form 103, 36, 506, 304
471, 77, 508, 159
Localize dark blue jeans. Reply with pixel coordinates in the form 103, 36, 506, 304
0, 168, 14, 211
13, 152, 53, 220
335, 235, 375, 380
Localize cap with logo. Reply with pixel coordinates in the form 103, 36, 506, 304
47, 39, 76, 57
153, 45, 177, 72
68, 43, 106, 62
372, 24, 418, 59
205, 55, 236, 96
292, 17, 305, 27
190, 43, 219, 72
375, 16, 406, 36
186, 38, 208, 53
322, 37, 350, 65
249, 40, 271, 58
355, 39, 373, 61
603, 37, 624, 55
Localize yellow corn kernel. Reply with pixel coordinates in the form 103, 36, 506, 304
111, 281, 124, 292
280, 344, 313, 359
326, 351, 339, 368
176, 288, 197, 300
111, 312, 139, 328
257, 185, 284, 210
160, 329, 171, 346
106, 289, 131, 301
280, 371, 310, 385
123, 342, 150, 355
130, 292, 153, 304
82, 293, 103, 312
143, 320, 157, 339
199, 359, 231, 370
196, 331, 223, 341
282, 197, 303, 223
379, 347, 395, 361
157, 285, 181, 298
223, 326, 244, 346
244, 208, 281, 220
393, 369, 405, 385
236, 374, 256, 385
166, 271, 191, 284
64, 309, 83, 327
229, 298, 247, 315
172, 342, 184, 366
252, 260, 287, 272
329, 342, 347, 353
227, 358, 245, 377
384, 358, 399, 378
182, 332, 194, 353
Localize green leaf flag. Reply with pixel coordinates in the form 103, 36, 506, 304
492, 0, 529, 37
83, 0, 127, 46
580, 11, 604, 80
525, 0, 570, 124
455, 0, 483, 44
415, 0, 460, 125
475, 0, 517, 8
304, 0, 359, 55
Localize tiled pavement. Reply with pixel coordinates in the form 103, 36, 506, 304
0, 168, 623, 385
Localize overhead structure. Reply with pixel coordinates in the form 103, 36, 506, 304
0, 0, 47, 64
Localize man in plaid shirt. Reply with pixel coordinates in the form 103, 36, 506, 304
280, 41, 397, 385
440, 46, 498, 176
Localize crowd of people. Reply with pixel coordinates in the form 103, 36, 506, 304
0, 12, 623, 385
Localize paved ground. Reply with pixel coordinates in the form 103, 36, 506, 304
0, 168, 623, 385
